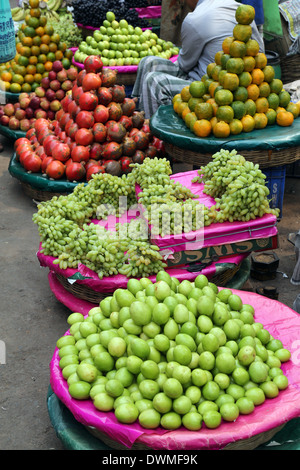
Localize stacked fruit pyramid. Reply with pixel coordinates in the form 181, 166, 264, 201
173, 4, 300, 138
0, 0, 73, 95
14, 55, 166, 181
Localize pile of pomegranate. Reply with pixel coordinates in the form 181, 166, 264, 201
14, 55, 166, 182
0, 61, 78, 133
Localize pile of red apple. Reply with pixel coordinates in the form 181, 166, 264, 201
14, 55, 166, 182
0, 60, 78, 133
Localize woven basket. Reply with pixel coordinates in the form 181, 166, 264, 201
21, 182, 70, 202
165, 142, 300, 169
86, 422, 285, 451
54, 263, 241, 304
280, 54, 300, 84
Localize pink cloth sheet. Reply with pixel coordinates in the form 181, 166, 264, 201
136, 170, 278, 253
49, 284, 300, 450
134, 6, 162, 18
72, 51, 178, 72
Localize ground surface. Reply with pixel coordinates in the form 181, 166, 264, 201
1, 132, 300, 450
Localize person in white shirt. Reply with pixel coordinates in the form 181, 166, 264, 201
132, 0, 265, 118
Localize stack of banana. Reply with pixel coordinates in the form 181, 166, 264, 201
11, 0, 64, 22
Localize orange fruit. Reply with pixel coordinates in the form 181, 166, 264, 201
235, 4, 255, 25
210, 116, 218, 129
38, 54, 47, 64
255, 97, 269, 113
241, 114, 255, 132
234, 86, 248, 102
182, 105, 191, 120
0, 80, 11, 91
243, 55, 256, 72
21, 82, 32, 92
214, 89, 233, 106
259, 81, 271, 98
33, 73, 42, 83
255, 53, 268, 69
231, 100, 246, 119
35, 27, 45, 37
12, 73, 24, 85
0, 70, 12, 82
265, 108, 277, 125
263, 65, 275, 83
30, 8, 41, 18
286, 102, 300, 118
194, 102, 214, 120
44, 25, 54, 36
218, 69, 227, 86
181, 85, 192, 102
267, 93, 280, 110
247, 83, 260, 100
20, 46, 31, 57
208, 81, 221, 97
251, 68, 265, 85
184, 111, 197, 129
222, 37, 235, 54
222, 72, 239, 91
216, 105, 234, 123
51, 34, 61, 45
269, 78, 283, 94
41, 34, 51, 45
55, 50, 64, 60
229, 40, 247, 58
29, 0, 40, 7
239, 71, 252, 87
189, 80, 206, 98
24, 73, 34, 84
278, 90, 291, 107
233, 24, 252, 42
173, 98, 183, 113
253, 112, 268, 129
36, 63, 45, 74
229, 118, 243, 135
295, 101, 300, 113
221, 53, 231, 69
276, 110, 294, 127
21, 36, 33, 47
26, 64, 36, 75
226, 57, 244, 74
276, 106, 287, 115
213, 121, 231, 138
9, 82, 22, 93
32, 35, 42, 46
245, 39, 260, 57
39, 43, 49, 55
215, 51, 224, 65
206, 98, 219, 116
49, 42, 58, 53
23, 26, 36, 38
39, 16, 47, 27
31, 45, 41, 56
206, 62, 216, 77
211, 65, 222, 81
188, 97, 204, 111
193, 119, 212, 137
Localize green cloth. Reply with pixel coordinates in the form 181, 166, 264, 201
263, 0, 283, 40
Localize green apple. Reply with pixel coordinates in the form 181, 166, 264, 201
103, 19, 111, 28
119, 19, 128, 29
106, 11, 115, 22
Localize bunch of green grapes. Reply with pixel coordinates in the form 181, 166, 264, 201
91, 173, 135, 219
138, 180, 198, 208
129, 157, 172, 189
144, 199, 210, 237
33, 214, 81, 258
117, 219, 167, 278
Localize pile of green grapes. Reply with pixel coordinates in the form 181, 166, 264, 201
192, 149, 280, 223
56, 271, 291, 433
131, 157, 211, 237
33, 171, 167, 279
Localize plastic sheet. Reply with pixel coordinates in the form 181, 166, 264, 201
8, 152, 79, 192
72, 51, 178, 72
0, 124, 25, 140
135, 6, 162, 18
49, 288, 300, 450
47, 382, 300, 450
150, 105, 300, 154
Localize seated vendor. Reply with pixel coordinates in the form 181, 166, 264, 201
132, 0, 265, 119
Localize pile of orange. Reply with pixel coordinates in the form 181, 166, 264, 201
0, 0, 73, 94
173, 4, 299, 138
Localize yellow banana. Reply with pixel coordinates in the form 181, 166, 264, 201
12, 9, 26, 21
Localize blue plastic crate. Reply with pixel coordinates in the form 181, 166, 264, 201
263, 165, 286, 218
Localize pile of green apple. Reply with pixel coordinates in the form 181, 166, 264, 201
74, 11, 179, 67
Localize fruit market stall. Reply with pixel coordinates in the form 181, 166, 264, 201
47, 280, 300, 450
32, 154, 279, 310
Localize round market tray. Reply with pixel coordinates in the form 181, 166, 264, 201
49, 288, 300, 450
150, 105, 300, 169
53, 260, 244, 304
0, 124, 26, 141
0, 90, 20, 103
47, 258, 250, 314
8, 152, 80, 201
47, 383, 300, 450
